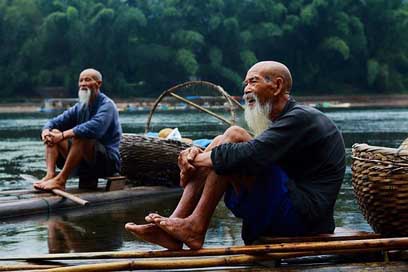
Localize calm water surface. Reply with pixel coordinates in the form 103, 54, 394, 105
1, 108, 408, 257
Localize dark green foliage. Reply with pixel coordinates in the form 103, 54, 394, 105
0, 0, 407, 98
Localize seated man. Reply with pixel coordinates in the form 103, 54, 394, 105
125, 61, 346, 249
34, 68, 122, 191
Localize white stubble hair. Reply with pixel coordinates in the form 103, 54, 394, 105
244, 95, 272, 136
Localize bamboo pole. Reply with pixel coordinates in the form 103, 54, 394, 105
0, 248, 388, 272
21, 255, 280, 272
0, 264, 61, 271
168, 92, 234, 126
0, 189, 45, 196
23, 247, 399, 272
0, 187, 75, 196
19, 174, 89, 206
51, 189, 89, 206
3, 237, 408, 261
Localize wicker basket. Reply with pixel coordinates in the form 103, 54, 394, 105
351, 143, 408, 236
401, 137, 408, 150
120, 134, 192, 187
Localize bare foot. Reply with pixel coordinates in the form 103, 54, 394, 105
125, 223, 183, 250
33, 173, 56, 188
34, 176, 66, 191
40, 173, 56, 182
150, 214, 205, 249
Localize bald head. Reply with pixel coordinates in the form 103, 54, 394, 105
248, 61, 292, 93
80, 68, 103, 82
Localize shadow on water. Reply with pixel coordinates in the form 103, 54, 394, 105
0, 108, 407, 256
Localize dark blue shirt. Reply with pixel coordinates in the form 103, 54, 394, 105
43, 91, 122, 172
211, 97, 345, 233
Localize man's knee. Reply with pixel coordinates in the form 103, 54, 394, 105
223, 126, 252, 143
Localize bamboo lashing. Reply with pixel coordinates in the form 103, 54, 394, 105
3, 237, 408, 261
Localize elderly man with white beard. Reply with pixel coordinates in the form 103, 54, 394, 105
34, 68, 122, 191
125, 61, 346, 250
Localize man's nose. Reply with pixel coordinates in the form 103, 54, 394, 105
244, 86, 252, 94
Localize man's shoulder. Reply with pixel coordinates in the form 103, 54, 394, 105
275, 103, 333, 130
62, 103, 80, 114
288, 103, 327, 119
98, 92, 118, 108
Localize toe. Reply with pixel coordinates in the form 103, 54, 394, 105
145, 215, 154, 222
125, 222, 135, 228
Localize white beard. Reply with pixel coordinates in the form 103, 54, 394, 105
78, 87, 91, 105
244, 96, 272, 136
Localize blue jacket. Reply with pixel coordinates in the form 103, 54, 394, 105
43, 91, 122, 172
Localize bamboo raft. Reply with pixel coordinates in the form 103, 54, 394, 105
0, 133, 189, 220
0, 185, 181, 220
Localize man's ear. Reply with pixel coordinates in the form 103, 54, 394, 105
97, 80, 102, 88
272, 77, 284, 96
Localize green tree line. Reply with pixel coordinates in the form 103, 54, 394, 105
1, 0, 407, 98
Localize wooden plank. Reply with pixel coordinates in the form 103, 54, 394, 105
105, 176, 127, 191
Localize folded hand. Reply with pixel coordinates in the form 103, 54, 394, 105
178, 146, 202, 187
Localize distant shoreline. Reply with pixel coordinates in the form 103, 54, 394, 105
1, 94, 408, 113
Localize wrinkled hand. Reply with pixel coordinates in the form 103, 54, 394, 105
41, 129, 52, 146
178, 146, 202, 187
41, 130, 63, 146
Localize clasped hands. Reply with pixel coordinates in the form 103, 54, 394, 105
41, 129, 64, 146
178, 146, 203, 187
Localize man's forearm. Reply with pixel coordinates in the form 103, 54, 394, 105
62, 129, 75, 139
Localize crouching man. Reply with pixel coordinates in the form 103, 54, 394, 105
126, 61, 345, 249
34, 68, 122, 191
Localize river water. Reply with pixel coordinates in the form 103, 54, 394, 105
0, 108, 408, 257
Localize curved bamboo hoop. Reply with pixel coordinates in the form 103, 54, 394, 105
145, 81, 243, 133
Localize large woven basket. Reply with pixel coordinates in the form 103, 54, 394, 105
120, 134, 192, 187
351, 143, 408, 236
